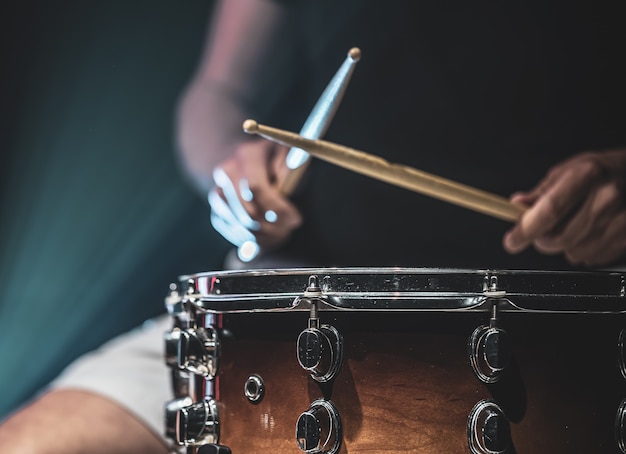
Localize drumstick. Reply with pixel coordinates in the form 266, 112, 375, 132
280, 47, 361, 195
233, 48, 361, 263
243, 120, 526, 222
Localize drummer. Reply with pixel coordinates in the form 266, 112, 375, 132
1, 0, 625, 453
177, 2, 626, 271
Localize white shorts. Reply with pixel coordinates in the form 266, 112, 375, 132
49, 313, 172, 438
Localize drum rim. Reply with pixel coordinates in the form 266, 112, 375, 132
169, 267, 626, 315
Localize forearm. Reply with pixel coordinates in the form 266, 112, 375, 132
175, 78, 247, 193
174, 0, 296, 194
0, 389, 170, 454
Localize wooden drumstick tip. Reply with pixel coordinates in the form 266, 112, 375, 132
242, 119, 259, 133
348, 47, 361, 62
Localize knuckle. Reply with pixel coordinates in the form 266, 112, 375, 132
574, 157, 604, 181
565, 245, 587, 265
603, 182, 622, 205
527, 198, 560, 232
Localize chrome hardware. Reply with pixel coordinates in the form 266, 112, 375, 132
164, 279, 223, 453
469, 303, 510, 384
165, 282, 194, 330
321, 275, 331, 292
165, 397, 193, 440
165, 328, 181, 368
211, 277, 221, 295
292, 275, 326, 309
296, 399, 342, 454
169, 368, 193, 399
297, 324, 343, 383
304, 275, 323, 296
197, 445, 232, 454
244, 374, 265, 403
178, 326, 220, 379
184, 278, 197, 296
468, 399, 511, 454
482, 274, 506, 298
619, 329, 626, 380
165, 283, 184, 316
176, 398, 220, 446
295, 279, 343, 383
616, 399, 626, 453
184, 268, 626, 313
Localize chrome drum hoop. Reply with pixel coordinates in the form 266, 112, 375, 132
175, 267, 626, 314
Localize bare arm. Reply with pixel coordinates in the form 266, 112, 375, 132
176, 0, 295, 193
176, 0, 303, 256
0, 389, 170, 454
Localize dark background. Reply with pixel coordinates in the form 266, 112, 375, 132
0, 0, 230, 419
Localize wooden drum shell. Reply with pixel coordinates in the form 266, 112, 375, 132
215, 311, 626, 453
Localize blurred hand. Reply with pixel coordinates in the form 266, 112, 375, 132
503, 149, 626, 267
208, 139, 302, 261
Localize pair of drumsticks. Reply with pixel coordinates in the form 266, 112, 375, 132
245, 48, 525, 224
232, 47, 523, 262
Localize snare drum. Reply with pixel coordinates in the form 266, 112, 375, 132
164, 268, 626, 453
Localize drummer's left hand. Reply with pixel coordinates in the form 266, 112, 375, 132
503, 149, 626, 267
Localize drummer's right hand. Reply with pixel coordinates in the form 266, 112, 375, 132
208, 140, 302, 261
503, 149, 626, 267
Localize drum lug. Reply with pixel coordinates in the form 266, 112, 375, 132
468, 302, 511, 384
467, 399, 511, 454
165, 397, 193, 441
618, 329, 626, 380
196, 444, 232, 454
178, 326, 220, 379
618, 330, 626, 453
176, 398, 220, 446
297, 324, 343, 383
296, 398, 342, 454
616, 399, 626, 453
297, 292, 343, 383
165, 328, 181, 368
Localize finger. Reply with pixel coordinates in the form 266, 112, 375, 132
238, 143, 302, 236
512, 160, 603, 248
236, 239, 261, 263
503, 159, 602, 255
251, 187, 303, 249
263, 209, 279, 223
209, 186, 293, 259
503, 168, 568, 254
238, 141, 277, 194
271, 145, 291, 186
229, 141, 280, 223
239, 177, 254, 202
565, 210, 626, 267
503, 225, 531, 254
509, 192, 535, 207
534, 182, 621, 254
208, 188, 256, 247
254, 192, 302, 237
213, 166, 261, 231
